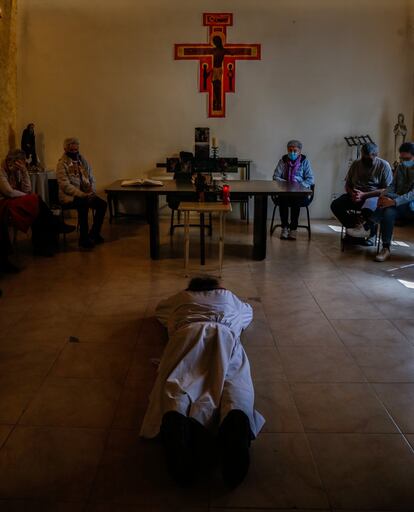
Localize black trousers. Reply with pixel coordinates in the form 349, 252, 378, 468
67, 195, 107, 239
272, 195, 312, 230
31, 197, 61, 247
330, 194, 367, 228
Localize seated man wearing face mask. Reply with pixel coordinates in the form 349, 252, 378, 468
368, 142, 414, 262
331, 142, 393, 242
272, 139, 314, 240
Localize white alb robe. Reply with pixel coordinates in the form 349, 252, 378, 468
140, 289, 265, 439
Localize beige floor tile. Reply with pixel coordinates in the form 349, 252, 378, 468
245, 346, 287, 382
0, 340, 63, 378
373, 383, 414, 433
126, 345, 165, 383
316, 296, 383, 319
137, 315, 169, 347
346, 343, 414, 383
0, 374, 44, 424
241, 318, 275, 347
392, 318, 414, 342
90, 430, 208, 507
6, 315, 83, 345
292, 383, 397, 433
254, 381, 303, 433
210, 433, 329, 509
262, 297, 321, 318
270, 314, 343, 347
332, 318, 410, 347
0, 426, 12, 448
375, 298, 414, 319
0, 426, 105, 500
20, 378, 122, 428
278, 345, 366, 383
51, 342, 133, 381
112, 379, 154, 429
87, 295, 148, 317
308, 433, 414, 510
75, 314, 141, 345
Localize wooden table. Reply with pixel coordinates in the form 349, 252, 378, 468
104, 180, 310, 261
178, 202, 232, 275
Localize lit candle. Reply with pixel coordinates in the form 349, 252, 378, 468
212, 137, 217, 147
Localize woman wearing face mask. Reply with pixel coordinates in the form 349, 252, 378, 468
272, 139, 314, 240
370, 142, 414, 262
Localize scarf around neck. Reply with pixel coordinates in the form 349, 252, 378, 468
284, 154, 302, 182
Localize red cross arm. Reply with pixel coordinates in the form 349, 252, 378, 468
175, 45, 213, 59
226, 45, 261, 59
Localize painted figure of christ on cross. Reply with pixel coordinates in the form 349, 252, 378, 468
175, 13, 261, 118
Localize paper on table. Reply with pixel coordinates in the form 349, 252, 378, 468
121, 178, 164, 187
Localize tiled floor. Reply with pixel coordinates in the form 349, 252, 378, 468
1, 216, 414, 511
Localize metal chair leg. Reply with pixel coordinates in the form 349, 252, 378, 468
270, 204, 277, 236
306, 206, 311, 240
170, 209, 175, 236
341, 225, 345, 252
376, 223, 382, 254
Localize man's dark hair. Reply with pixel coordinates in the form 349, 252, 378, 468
187, 276, 221, 292
361, 142, 379, 156
399, 142, 414, 155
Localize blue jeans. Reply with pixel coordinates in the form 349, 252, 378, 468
371, 203, 414, 245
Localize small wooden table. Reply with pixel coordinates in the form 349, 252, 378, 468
178, 202, 232, 276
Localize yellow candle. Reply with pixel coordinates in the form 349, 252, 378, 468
212, 137, 217, 147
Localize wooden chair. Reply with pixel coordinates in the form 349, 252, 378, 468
178, 202, 232, 276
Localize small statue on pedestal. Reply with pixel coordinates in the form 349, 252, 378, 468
393, 113, 407, 168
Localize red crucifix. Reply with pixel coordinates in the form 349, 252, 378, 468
175, 13, 261, 118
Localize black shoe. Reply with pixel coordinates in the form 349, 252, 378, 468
78, 237, 95, 250
218, 410, 252, 488
89, 232, 104, 244
160, 411, 195, 487
0, 259, 21, 273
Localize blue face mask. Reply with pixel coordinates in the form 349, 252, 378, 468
402, 160, 414, 168
288, 152, 299, 161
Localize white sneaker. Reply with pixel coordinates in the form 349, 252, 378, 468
346, 224, 370, 239
280, 227, 289, 240
288, 229, 297, 240
375, 247, 391, 262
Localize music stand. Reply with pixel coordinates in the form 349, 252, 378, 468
344, 135, 373, 159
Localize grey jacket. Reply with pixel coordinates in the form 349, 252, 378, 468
386, 163, 414, 207
56, 153, 96, 204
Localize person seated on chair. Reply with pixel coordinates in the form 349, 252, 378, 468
140, 276, 265, 488
367, 142, 414, 262
56, 137, 107, 249
0, 149, 75, 272
331, 142, 393, 242
272, 139, 314, 240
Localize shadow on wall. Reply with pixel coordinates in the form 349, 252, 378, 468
37, 132, 45, 166
8, 123, 16, 150
379, 101, 392, 161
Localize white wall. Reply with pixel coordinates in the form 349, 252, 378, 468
17, 0, 414, 218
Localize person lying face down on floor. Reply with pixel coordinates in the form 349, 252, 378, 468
140, 276, 265, 488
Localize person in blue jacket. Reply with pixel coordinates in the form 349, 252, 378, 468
272, 139, 314, 240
